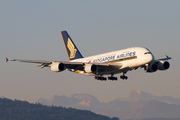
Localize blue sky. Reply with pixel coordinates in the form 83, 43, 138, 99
1, 0, 180, 103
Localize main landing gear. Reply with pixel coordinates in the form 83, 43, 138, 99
108, 74, 117, 81
120, 72, 128, 80
95, 76, 107, 81
95, 74, 117, 81
95, 73, 128, 81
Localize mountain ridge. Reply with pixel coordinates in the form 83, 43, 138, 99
37, 91, 180, 120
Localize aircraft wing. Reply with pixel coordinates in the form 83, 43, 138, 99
5, 57, 53, 68
5, 57, 85, 69
5, 58, 84, 65
6, 58, 52, 64
5, 57, 123, 70
157, 55, 172, 61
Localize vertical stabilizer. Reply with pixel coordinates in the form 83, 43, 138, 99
60, 31, 83, 61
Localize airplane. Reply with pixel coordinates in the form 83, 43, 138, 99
5, 31, 172, 81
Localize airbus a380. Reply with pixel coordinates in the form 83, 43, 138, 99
6, 31, 172, 81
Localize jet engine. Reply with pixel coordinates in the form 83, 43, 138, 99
157, 61, 170, 70
145, 63, 158, 73
84, 64, 97, 73
51, 62, 66, 72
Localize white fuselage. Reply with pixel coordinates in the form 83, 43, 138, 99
70, 47, 154, 76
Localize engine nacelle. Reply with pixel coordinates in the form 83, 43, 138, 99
157, 61, 170, 70
84, 64, 97, 73
145, 63, 158, 73
51, 62, 66, 72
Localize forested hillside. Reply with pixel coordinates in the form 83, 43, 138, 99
0, 98, 119, 120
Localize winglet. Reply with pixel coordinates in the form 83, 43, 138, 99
5, 57, 8, 63
166, 55, 170, 58
165, 55, 172, 60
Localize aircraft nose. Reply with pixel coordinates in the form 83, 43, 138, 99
149, 53, 155, 63
144, 52, 155, 63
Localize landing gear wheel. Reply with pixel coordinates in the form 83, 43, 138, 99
120, 72, 128, 80
95, 76, 106, 81
107, 74, 118, 81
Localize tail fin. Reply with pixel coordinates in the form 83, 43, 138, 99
60, 31, 83, 61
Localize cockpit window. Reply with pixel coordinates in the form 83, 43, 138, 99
144, 52, 151, 55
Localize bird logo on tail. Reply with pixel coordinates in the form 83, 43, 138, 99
67, 38, 77, 59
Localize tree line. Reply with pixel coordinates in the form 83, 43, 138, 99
0, 98, 119, 120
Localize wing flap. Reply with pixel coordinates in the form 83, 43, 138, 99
93, 62, 123, 67
59, 62, 123, 72
6, 57, 123, 72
